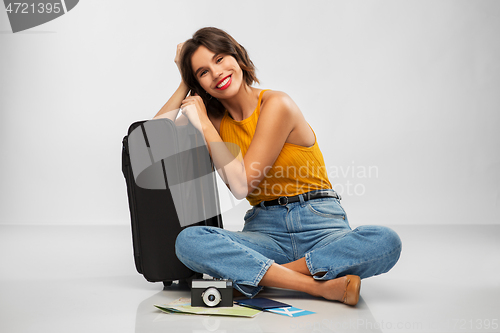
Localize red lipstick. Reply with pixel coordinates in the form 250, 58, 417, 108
216, 75, 232, 90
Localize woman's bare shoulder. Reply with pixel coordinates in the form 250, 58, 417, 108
262, 89, 292, 103
261, 90, 301, 117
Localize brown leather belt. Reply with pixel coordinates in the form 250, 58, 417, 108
257, 190, 341, 207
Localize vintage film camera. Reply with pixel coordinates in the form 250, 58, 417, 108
191, 279, 234, 307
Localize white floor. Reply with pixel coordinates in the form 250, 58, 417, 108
1, 224, 499, 333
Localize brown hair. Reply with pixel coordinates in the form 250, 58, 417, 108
180, 27, 259, 118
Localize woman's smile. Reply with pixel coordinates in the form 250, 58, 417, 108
216, 74, 232, 90
191, 45, 242, 97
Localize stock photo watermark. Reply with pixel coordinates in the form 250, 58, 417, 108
329, 161, 379, 197
3, 0, 79, 33
291, 317, 499, 332
247, 160, 379, 198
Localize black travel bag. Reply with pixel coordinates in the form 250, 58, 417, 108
121, 118, 223, 286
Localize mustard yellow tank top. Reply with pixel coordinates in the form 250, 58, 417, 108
219, 89, 333, 206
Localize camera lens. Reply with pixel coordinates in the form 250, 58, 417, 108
202, 287, 221, 307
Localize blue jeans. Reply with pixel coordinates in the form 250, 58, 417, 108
175, 189, 402, 298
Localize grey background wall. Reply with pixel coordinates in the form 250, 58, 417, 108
1, 0, 499, 227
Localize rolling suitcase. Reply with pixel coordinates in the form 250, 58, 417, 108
122, 118, 223, 286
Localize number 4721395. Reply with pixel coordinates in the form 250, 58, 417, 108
452, 319, 498, 330
5, 2, 62, 14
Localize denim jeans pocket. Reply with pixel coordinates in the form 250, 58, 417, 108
307, 199, 346, 219
243, 206, 261, 224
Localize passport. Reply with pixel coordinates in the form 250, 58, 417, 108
235, 298, 291, 310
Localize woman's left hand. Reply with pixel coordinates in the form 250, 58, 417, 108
180, 93, 209, 133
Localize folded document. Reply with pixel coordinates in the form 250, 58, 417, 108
154, 297, 261, 318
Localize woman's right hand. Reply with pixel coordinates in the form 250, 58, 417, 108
174, 42, 184, 74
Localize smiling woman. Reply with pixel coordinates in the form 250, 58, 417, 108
179, 27, 260, 118
153, 27, 402, 305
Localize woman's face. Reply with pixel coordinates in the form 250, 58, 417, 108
190, 45, 244, 99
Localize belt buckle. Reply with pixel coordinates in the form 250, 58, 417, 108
278, 196, 288, 206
